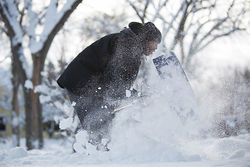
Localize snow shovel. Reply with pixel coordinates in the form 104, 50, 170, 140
113, 51, 197, 118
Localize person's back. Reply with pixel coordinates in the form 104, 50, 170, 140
57, 33, 119, 94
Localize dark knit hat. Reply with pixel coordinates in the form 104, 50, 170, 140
129, 22, 162, 43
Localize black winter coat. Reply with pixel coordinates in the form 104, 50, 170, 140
57, 28, 144, 99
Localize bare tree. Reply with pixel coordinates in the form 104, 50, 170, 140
0, 17, 20, 146
171, 0, 248, 70
0, 0, 83, 150
126, 0, 249, 71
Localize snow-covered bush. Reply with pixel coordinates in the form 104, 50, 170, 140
34, 61, 80, 141
211, 68, 250, 137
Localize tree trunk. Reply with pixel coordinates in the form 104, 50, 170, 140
10, 43, 34, 150
11, 84, 20, 146
23, 89, 34, 150
11, 53, 21, 146
11, 78, 20, 147
31, 56, 44, 149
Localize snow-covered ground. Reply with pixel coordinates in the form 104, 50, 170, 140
1, 68, 250, 167
0, 134, 250, 167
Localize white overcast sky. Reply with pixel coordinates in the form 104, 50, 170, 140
80, 0, 123, 15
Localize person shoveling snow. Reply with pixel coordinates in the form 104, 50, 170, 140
57, 22, 162, 150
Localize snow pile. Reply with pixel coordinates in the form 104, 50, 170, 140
0, 147, 27, 162
24, 80, 33, 89
73, 130, 99, 154
107, 73, 201, 162
180, 133, 250, 161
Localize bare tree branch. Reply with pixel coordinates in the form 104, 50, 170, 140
193, 17, 228, 51
160, 1, 186, 49
152, 0, 169, 22
171, 0, 192, 50
0, 21, 8, 34
39, 0, 83, 58
127, 0, 150, 23
142, 0, 150, 23
127, 0, 144, 23
188, 18, 214, 55
30, 0, 83, 56
0, 54, 10, 64
197, 27, 243, 54
0, 1, 16, 37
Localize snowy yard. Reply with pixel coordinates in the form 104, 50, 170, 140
1, 58, 250, 167
0, 134, 250, 167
